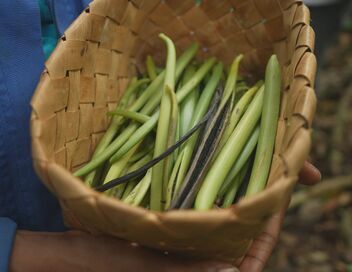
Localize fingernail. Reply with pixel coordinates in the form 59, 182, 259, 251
308, 163, 322, 181
218, 268, 240, 272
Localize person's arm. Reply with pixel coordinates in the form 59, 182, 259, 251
238, 161, 321, 271
9, 162, 320, 272
9, 230, 235, 272
0, 218, 17, 272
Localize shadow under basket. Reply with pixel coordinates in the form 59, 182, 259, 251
30, 0, 317, 263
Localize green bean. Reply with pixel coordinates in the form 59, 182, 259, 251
74, 43, 199, 177
222, 161, 250, 208
175, 57, 216, 102
150, 34, 176, 211
128, 143, 154, 164
236, 81, 249, 91
235, 83, 250, 99
123, 176, 143, 204
155, 67, 163, 74
124, 170, 151, 205
113, 177, 127, 198
165, 150, 184, 209
159, 34, 176, 91
125, 93, 137, 109
87, 160, 109, 188
203, 69, 212, 83
130, 153, 153, 172
215, 82, 261, 157
109, 58, 216, 164
121, 180, 138, 201
146, 55, 157, 80
163, 86, 178, 203
218, 125, 260, 198
108, 109, 150, 123
139, 90, 163, 115
132, 170, 152, 206
179, 66, 198, 137
219, 55, 243, 110
104, 143, 141, 197
246, 55, 281, 196
129, 74, 163, 114
122, 153, 152, 200
103, 143, 140, 185
163, 66, 200, 208
174, 111, 181, 160
192, 63, 224, 127
194, 86, 264, 210
150, 110, 170, 209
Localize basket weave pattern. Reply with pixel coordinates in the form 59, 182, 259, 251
30, 0, 317, 262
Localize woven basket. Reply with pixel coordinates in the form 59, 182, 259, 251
30, 0, 317, 263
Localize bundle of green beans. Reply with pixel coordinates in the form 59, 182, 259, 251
74, 33, 281, 211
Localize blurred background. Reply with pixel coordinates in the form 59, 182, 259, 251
267, 0, 352, 271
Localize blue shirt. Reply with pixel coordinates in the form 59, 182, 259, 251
0, 1, 90, 270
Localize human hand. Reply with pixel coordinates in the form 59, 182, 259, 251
9, 162, 320, 272
9, 229, 236, 272
238, 161, 321, 272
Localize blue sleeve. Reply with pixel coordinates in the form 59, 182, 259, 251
0, 218, 17, 272
47, 0, 90, 35
0, 0, 65, 232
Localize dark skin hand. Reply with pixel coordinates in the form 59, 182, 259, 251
238, 161, 321, 272
9, 162, 321, 272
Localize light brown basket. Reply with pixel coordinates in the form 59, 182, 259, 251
30, 0, 317, 263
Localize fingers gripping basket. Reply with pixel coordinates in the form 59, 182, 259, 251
30, 0, 317, 262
